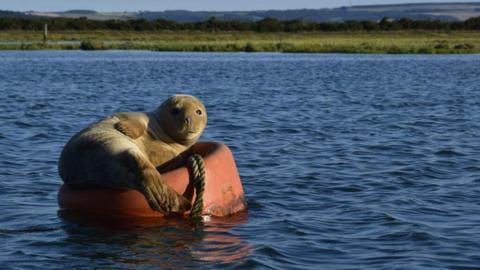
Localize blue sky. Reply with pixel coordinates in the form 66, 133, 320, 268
0, 0, 477, 12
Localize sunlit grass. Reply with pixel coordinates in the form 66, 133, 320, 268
0, 30, 479, 53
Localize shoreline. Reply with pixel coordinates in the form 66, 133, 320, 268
1, 30, 479, 54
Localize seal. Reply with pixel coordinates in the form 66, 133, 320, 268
58, 95, 207, 214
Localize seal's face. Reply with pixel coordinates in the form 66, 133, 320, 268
158, 95, 207, 145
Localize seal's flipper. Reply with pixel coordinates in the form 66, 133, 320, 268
114, 117, 145, 139
139, 166, 191, 213
127, 150, 191, 214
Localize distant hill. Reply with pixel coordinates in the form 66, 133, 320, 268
7, 2, 480, 22
137, 3, 480, 22
25, 10, 136, 20
0, 10, 36, 18
63, 10, 98, 15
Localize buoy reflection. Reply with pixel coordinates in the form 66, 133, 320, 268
59, 210, 251, 265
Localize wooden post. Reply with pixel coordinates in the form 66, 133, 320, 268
43, 24, 48, 44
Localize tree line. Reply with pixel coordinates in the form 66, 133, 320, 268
0, 16, 479, 32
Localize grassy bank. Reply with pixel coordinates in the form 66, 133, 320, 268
0, 30, 479, 53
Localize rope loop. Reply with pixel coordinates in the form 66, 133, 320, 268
186, 154, 205, 221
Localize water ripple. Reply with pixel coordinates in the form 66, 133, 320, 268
0, 52, 479, 269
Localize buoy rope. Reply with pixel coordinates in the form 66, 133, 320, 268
187, 154, 205, 221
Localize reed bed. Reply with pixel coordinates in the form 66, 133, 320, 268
0, 30, 479, 53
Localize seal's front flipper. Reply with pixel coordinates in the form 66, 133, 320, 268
114, 119, 145, 139
139, 166, 191, 214
127, 150, 191, 214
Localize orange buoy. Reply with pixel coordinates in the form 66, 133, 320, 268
58, 141, 246, 218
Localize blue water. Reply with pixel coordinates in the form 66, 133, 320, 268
1, 51, 480, 269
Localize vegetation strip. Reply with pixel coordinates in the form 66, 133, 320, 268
1, 30, 479, 53
0, 16, 479, 53
1, 16, 480, 31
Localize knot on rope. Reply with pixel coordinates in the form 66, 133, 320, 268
186, 154, 205, 220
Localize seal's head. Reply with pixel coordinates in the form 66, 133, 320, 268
156, 95, 207, 145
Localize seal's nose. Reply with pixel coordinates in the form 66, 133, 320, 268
185, 117, 192, 126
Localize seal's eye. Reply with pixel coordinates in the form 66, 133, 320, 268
196, 109, 203, 115
171, 108, 180, 115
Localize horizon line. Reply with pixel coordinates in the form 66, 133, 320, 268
4, 1, 480, 13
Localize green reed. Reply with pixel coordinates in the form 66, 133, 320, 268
0, 30, 479, 53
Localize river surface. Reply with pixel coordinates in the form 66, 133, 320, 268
0, 51, 479, 269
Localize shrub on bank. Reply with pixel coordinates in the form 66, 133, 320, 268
80, 40, 105, 50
